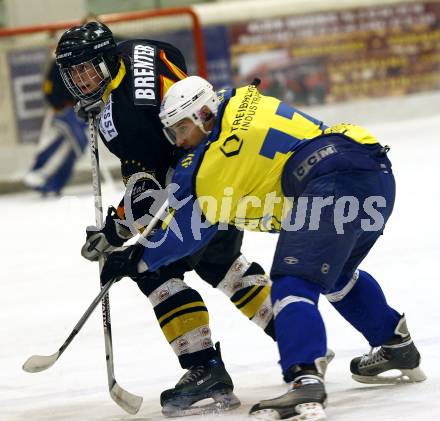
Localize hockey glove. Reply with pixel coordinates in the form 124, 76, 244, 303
100, 243, 148, 285
81, 206, 134, 262
74, 99, 104, 120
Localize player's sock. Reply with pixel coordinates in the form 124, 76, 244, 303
215, 255, 275, 339
271, 275, 327, 377
139, 274, 216, 368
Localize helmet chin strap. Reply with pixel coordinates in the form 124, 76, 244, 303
98, 60, 110, 78
198, 112, 215, 135
200, 125, 212, 136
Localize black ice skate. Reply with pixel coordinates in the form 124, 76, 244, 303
249, 365, 327, 421
351, 315, 427, 384
160, 342, 240, 417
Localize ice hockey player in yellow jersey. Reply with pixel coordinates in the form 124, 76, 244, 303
101, 76, 426, 420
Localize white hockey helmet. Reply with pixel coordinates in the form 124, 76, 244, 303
159, 76, 219, 144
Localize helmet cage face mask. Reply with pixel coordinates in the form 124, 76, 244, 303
59, 55, 111, 101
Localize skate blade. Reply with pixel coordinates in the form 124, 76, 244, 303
352, 366, 427, 385
250, 402, 326, 421
162, 391, 240, 417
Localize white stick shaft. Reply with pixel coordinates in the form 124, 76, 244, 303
88, 113, 143, 414
88, 113, 117, 383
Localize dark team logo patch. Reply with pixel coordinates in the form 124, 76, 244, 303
132, 43, 158, 106
220, 135, 243, 157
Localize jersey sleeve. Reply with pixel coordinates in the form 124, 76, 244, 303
114, 169, 168, 227
140, 146, 218, 271
141, 193, 218, 272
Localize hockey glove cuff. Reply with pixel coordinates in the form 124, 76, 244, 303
74, 99, 104, 120
100, 243, 148, 285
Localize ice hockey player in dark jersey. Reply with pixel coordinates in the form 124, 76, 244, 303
55, 21, 276, 416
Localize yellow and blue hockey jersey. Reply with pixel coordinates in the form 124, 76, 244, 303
142, 85, 378, 271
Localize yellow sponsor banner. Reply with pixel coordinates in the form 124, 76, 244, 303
229, 2, 440, 105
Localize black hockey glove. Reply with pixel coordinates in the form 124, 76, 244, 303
100, 243, 148, 285
74, 99, 104, 120
81, 206, 134, 262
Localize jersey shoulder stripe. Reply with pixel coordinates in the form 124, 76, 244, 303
160, 49, 187, 81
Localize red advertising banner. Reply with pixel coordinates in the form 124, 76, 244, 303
229, 2, 440, 105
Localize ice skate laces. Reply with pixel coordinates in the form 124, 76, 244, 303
178, 366, 206, 386
359, 347, 388, 367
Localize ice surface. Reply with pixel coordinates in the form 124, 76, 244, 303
1, 95, 439, 420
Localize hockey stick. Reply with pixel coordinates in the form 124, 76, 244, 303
86, 112, 142, 414
23, 112, 140, 414
22, 276, 117, 373
22, 196, 169, 407
23, 111, 170, 414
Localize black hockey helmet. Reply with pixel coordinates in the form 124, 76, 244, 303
56, 21, 119, 101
